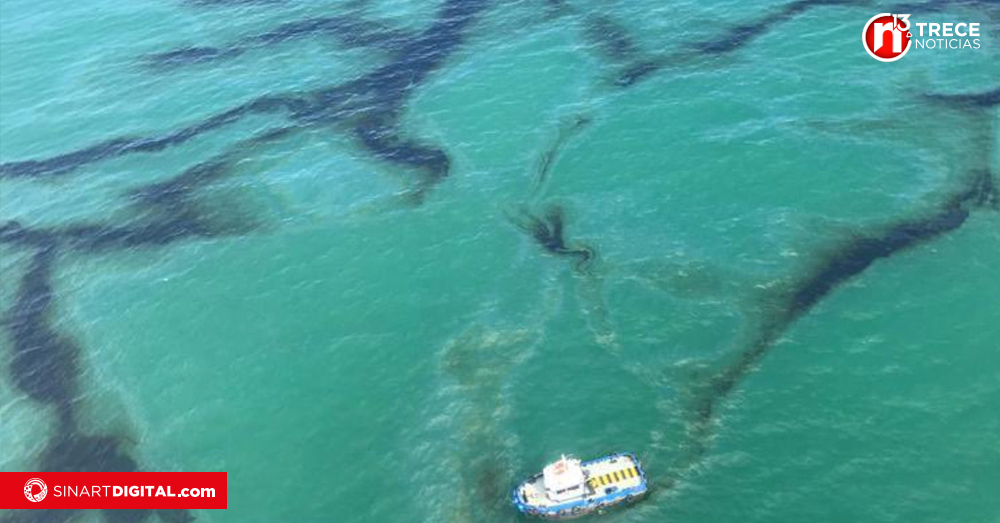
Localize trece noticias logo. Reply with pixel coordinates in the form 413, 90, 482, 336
862, 13, 983, 62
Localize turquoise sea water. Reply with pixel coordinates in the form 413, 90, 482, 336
1, 1, 998, 522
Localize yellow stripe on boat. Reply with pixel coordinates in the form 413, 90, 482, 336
586, 465, 641, 493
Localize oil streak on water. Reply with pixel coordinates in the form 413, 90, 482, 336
1, 1, 999, 523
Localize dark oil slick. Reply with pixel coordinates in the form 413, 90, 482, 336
2, 5, 497, 521
1, 240, 195, 523
0, 119, 283, 523
509, 114, 598, 274
2, 1, 999, 520
580, 13, 643, 65
530, 115, 592, 198
650, 80, 999, 482
145, 15, 413, 70
689, 0, 866, 55
182, 0, 286, 7
2, 241, 77, 430
0, 96, 303, 180
508, 204, 596, 273
924, 86, 1000, 109
661, 167, 998, 480
613, 0, 867, 87
1, 0, 494, 203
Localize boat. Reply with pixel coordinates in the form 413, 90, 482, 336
512, 453, 648, 519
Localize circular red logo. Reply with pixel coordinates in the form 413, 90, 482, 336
863, 13, 912, 62
24, 478, 47, 502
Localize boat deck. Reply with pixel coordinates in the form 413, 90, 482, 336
582, 454, 643, 494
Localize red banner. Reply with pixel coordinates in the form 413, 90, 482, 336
0, 472, 226, 510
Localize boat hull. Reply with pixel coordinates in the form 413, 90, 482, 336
512, 453, 649, 519
517, 489, 647, 520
